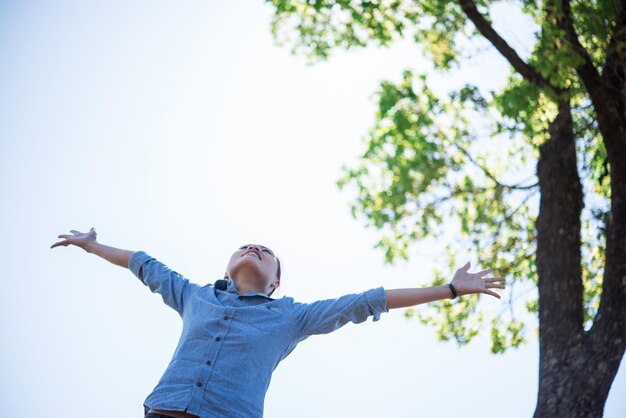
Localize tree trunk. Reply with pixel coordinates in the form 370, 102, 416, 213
456, 1, 626, 414
533, 99, 626, 417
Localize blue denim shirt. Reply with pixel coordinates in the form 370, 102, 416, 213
129, 250, 389, 418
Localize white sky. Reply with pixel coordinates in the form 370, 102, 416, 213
1, 1, 624, 417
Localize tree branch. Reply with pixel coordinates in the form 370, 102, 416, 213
600, 0, 626, 117
552, 0, 610, 106
454, 142, 539, 190
551, 0, 626, 157
458, 0, 562, 96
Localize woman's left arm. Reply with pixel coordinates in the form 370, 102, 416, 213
385, 261, 506, 310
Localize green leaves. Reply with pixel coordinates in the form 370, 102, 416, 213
337, 70, 449, 243
268, 0, 413, 63
332, 69, 539, 351
490, 316, 527, 354
267, 0, 615, 355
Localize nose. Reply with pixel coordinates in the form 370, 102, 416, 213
243, 244, 262, 257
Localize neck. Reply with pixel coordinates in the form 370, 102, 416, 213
232, 276, 267, 295
236, 281, 264, 295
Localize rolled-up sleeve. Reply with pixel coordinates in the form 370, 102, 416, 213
128, 250, 197, 317
290, 286, 389, 340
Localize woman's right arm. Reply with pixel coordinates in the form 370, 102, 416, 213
50, 227, 135, 269
84, 242, 134, 269
52, 227, 195, 316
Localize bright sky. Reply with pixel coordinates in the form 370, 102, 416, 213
1, 1, 625, 417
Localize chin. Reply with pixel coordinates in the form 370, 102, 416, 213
232, 261, 262, 276
235, 260, 260, 271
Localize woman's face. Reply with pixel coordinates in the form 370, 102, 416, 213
225, 244, 280, 293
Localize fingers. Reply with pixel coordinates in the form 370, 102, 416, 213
50, 240, 68, 249
70, 230, 81, 234
485, 283, 506, 289
485, 277, 506, 283
476, 268, 493, 277
483, 289, 501, 299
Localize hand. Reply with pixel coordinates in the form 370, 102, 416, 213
450, 261, 506, 299
51, 227, 98, 250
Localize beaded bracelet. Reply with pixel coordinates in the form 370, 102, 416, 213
447, 283, 458, 299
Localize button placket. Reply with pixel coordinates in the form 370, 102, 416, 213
197, 306, 231, 391
203, 307, 233, 373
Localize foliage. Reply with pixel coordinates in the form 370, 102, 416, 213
266, 0, 615, 353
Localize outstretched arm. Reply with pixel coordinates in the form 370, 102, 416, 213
51, 227, 197, 316
84, 242, 134, 268
51, 227, 134, 268
385, 261, 506, 309
291, 286, 388, 339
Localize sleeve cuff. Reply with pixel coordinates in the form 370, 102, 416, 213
364, 286, 389, 322
128, 250, 151, 278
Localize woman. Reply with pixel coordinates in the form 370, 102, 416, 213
51, 227, 506, 418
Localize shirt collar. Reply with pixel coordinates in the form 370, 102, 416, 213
227, 278, 275, 300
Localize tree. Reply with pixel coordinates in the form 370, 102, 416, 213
265, 0, 626, 416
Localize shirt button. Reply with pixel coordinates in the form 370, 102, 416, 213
196, 382, 203, 387
206, 360, 211, 365
215, 336, 221, 341
223, 315, 229, 320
